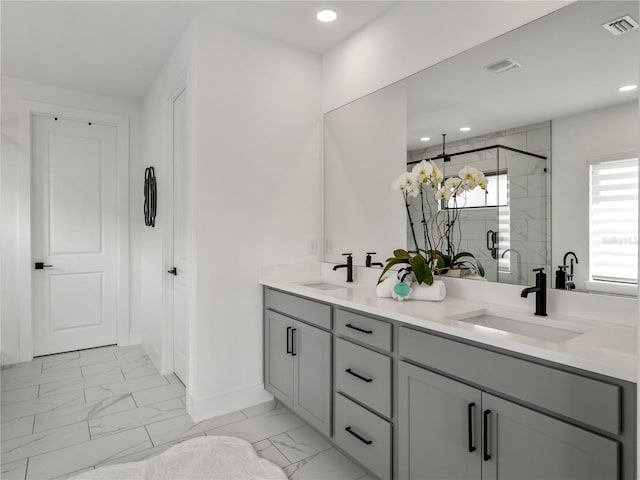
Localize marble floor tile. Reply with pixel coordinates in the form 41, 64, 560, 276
283, 448, 365, 480
80, 356, 152, 377
52, 467, 94, 480
1, 368, 82, 392
83, 374, 168, 402
131, 383, 185, 407
1, 416, 34, 441
112, 346, 147, 361
79, 345, 118, 357
164, 373, 183, 385
270, 425, 332, 464
38, 372, 124, 397
88, 398, 185, 439
97, 436, 201, 466
1, 422, 90, 464
1, 386, 39, 406
242, 399, 282, 417
1, 390, 85, 421
0, 363, 43, 379
1, 458, 28, 480
146, 410, 245, 446
121, 361, 158, 380
206, 406, 306, 444
34, 394, 136, 433
27, 351, 80, 365
253, 439, 291, 468
42, 353, 117, 373
25, 427, 151, 480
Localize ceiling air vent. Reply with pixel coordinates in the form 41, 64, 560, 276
602, 15, 639, 35
484, 58, 521, 74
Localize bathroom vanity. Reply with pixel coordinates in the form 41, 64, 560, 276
262, 281, 636, 480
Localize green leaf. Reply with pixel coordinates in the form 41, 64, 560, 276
377, 257, 410, 284
393, 249, 409, 258
409, 254, 433, 285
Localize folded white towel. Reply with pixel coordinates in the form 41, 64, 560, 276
411, 280, 446, 302
376, 276, 397, 298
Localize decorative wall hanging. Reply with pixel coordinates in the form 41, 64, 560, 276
144, 167, 157, 227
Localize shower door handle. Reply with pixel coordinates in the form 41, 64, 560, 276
486, 230, 498, 259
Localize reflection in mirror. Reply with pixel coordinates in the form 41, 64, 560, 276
323, 0, 639, 293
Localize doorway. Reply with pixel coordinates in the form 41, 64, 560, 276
169, 87, 191, 386
31, 114, 120, 356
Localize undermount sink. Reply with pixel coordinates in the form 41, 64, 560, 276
299, 282, 347, 291
458, 314, 586, 343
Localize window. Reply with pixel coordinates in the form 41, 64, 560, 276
445, 171, 508, 209
589, 157, 638, 287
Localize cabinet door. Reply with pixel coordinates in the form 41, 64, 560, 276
482, 393, 619, 480
265, 311, 294, 407
292, 320, 332, 437
398, 361, 482, 480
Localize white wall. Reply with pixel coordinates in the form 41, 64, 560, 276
552, 101, 639, 292
322, 0, 571, 112
0, 77, 142, 364
136, 21, 196, 373
187, 19, 322, 420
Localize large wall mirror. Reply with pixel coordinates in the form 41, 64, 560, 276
324, 0, 639, 294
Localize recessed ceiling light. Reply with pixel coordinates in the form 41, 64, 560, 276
317, 10, 337, 22
618, 84, 638, 92
420, 137, 430, 142
459, 127, 471, 132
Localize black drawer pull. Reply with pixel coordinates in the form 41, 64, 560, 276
345, 323, 373, 334
345, 368, 373, 383
345, 426, 372, 445
468, 402, 476, 452
483, 409, 491, 461
286, 327, 292, 354
291, 328, 297, 356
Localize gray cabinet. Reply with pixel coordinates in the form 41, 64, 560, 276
398, 361, 619, 480
264, 291, 332, 437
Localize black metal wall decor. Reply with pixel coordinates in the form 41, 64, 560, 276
144, 167, 157, 227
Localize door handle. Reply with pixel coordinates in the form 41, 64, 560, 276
486, 230, 498, 259
483, 409, 492, 461
34, 262, 53, 270
168, 267, 177, 275
468, 402, 476, 452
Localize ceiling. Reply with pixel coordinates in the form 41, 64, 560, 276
405, 0, 639, 150
1, 1, 396, 100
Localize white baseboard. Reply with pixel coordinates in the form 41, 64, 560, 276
126, 333, 141, 345
189, 383, 274, 422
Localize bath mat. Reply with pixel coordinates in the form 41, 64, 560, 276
70, 436, 288, 480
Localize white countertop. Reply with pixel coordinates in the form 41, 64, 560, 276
261, 278, 638, 383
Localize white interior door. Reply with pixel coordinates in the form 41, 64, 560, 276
171, 88, 190, 385
32, 114, 118, 356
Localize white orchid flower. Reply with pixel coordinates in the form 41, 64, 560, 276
431, 167, 444, 184
411, 160, 434, 183
393, 172, 420, 197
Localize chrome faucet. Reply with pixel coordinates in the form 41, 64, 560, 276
521, 267, 547, 316
501, 248, 522, 284
333, 253, 353, 282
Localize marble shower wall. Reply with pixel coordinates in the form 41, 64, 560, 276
407, 121, 551, 286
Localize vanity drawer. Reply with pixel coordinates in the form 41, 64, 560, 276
335, 309, 392, 352
398, 327, 621, 435
334, 393, 392, 480
264, 288, 331, 330
335, 338, 392, 418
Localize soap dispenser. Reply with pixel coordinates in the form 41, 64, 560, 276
555, 265, 567, 289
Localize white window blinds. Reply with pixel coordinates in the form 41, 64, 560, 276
589, 157, 638, 284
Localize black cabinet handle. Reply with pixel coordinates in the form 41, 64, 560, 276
483, 409, 492, 461
286, 327, 292, 354
468, 402, 476, 452
291, 328, 297, 356
168, 267, 177, 275
345, 368, 373, 383
345, 426, 372, 445
345, 323, 372, 334
34, 262, 53, 270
